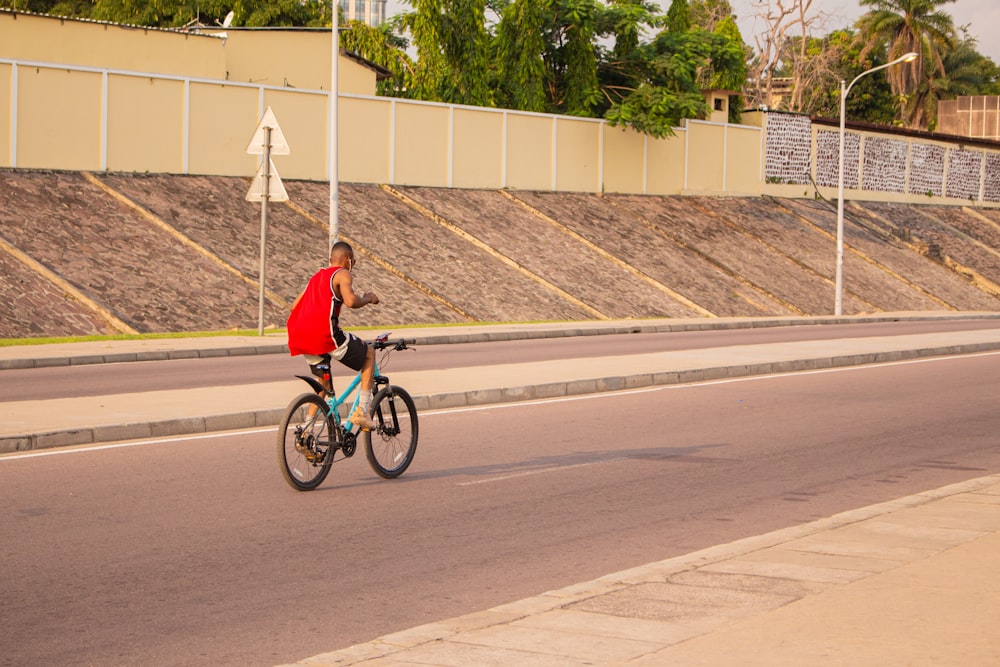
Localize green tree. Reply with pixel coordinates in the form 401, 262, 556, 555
48, 0, 332, 28
549, 0, 602, 116
604, 26, 743, 137
339, 18, 415, 98
88, 0, 191, 26
594, 0, 662, 115
708, 15, 746, 122
235, 0, 331, 28
492, 0, 601, 116
401, 0, 446, 100
493, 0, 549, 112
857, 0, 957, 128
688, 0, 734, 32
690, 0, 749, 122
913, 33, 1000, 129
665, 0, 690, 34
10, 0, 95, 17
599, 0, 660, 61
796, 29, 897, 124
405, 0, 493, 106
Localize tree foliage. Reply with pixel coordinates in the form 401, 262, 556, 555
339, 19, 415, 98
16, 0, 333, 27
665, 0, 690, 34
593, 0, 661, 116
856, 0, 957, 128
911, 32, 1000, 129
13, 0, 95, 17
735, 0, 997, 130
604, 27, 743, 137
404, 0, 492, 106
492, 0, 603, 116
796, 29, 897, 123
688, 0, 734, 33
547, 0, 602, 116
493, 0, 549, 112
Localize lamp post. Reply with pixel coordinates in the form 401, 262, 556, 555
329, 0, 340, 250
835, 51, 918, 315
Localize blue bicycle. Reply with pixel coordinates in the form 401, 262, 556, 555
277, 334, 419, 491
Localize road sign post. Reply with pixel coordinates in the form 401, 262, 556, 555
246, 108, 290, 335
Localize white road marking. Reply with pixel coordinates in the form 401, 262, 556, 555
0, 428, 265, 460
456, 457, 628, 486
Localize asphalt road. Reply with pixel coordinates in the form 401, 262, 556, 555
3, 318, 1000, 401
3, 348, 1000, 666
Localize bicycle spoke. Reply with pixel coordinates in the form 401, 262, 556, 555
363, 386, 418, 479
278, 394, 336, 491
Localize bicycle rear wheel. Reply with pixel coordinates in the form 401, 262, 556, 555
362, 385, 418, 479
278, 393, 336, 491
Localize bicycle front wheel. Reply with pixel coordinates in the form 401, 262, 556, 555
278, 393, 336, 491
362, 385, 418, 479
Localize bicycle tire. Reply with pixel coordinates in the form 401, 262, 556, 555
362, 385, 418, 479
277, 393, 336, 491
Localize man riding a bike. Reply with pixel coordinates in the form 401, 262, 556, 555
287, 241, 380, 430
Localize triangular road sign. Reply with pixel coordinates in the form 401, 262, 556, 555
246, 159, 289, 202
246, 107, 290, 155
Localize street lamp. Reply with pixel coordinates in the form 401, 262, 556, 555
329, 0, 340, 249
834, 51, 918, 315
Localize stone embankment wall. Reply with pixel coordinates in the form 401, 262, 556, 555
2, 170, 999, 339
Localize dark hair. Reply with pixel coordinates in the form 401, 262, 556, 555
330, 240, 354, 259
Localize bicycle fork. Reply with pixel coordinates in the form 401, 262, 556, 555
371, 376, 403, 437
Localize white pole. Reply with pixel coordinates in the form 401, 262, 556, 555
329, 2, 339, 251
259, 126, 271, 336
834, 52, 918, 316
835, 79, 846, 316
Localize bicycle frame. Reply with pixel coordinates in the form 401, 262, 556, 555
324, 362, 378, 435
293, 335, 410, 436
295, 358, 383, 435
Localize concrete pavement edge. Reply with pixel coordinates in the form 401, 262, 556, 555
4, 312, 1000, 370
6, 337, 1000, 454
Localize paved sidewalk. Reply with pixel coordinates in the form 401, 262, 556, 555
3, 314, 1000, 453
281, 474, 1000, 666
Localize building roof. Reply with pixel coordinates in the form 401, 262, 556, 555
2, 9, 391, 80
0, 7, 220, 39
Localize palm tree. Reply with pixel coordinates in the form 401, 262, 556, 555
913, 34, 1000, 130
856, 0, 956, 129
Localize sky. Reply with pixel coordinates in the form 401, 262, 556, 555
727, 0, 1000, 65
383, 0, 1000, 65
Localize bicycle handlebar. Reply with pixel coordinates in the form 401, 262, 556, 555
371, 336, 415, 351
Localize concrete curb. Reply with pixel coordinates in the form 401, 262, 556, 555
4, 312, 1000, 370
0, 344, 289, 371
7, 339, 1000, 453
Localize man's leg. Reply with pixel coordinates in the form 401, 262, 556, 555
359, 345, 375, 395
342, 338, 376, 430
304, 355, 332, 420
308, 358, 333, 396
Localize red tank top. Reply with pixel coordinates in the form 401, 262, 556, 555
287, 266, 347, 356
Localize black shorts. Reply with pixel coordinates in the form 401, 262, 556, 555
337, 334, 368, 372
306, 333, 368, 374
